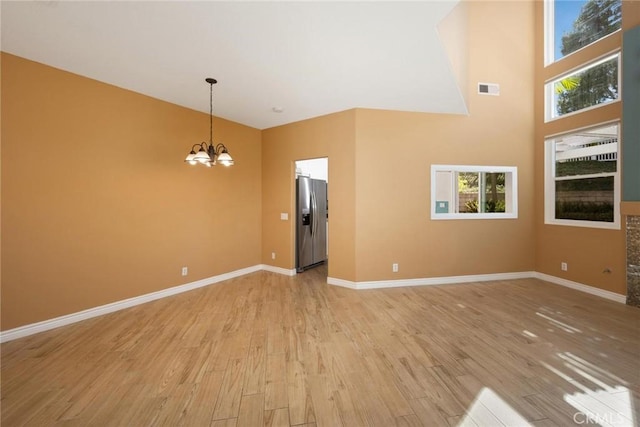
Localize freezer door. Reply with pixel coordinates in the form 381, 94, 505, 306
296, 177, 313, 271
311, 179, 327, 264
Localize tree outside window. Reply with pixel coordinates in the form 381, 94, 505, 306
558, 0, 621, 59
551, 0, 621, 117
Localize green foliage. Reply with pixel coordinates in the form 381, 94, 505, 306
556, 0, 621, 115
458, 173, 478, 192
556, 175, 614, 192
554, 76, 580, 94
457, 172, 505, 193
556, 201, 613, 222
487, 199, 506, 213
556, 58, 618, 115
464, 199, 506, 213
486, 172, 505, 187
463, 200, 478, 213
555, 160, 616, 177
560, 0, 621, 56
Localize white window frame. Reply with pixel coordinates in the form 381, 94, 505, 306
544, 122, 620, 230
544, 0, 555, 66
430, 165, 518, 220
544, 52, 621, 122
544, 0, 622, 66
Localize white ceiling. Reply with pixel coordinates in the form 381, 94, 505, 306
1, 1, 465, 130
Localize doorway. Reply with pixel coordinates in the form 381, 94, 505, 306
294, 158, 328, 275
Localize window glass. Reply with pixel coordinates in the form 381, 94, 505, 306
432, 166, 517, 220
545, 123, 619, 228
546, 54, 619, 121
549, 0, 621, 64
458, 172, 479, 213
482, 172, 506, 213
457, 172, 507, 214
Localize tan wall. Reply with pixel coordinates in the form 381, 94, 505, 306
260, 1, 535, 284
1, 53, 262, 330
261, 111, 356, 280
352, 1, 535, 281
622, 1, 640, 30
533, 2, 640, 295
10, 0, 616, 329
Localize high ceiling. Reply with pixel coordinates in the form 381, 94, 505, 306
1, 1, 465, 130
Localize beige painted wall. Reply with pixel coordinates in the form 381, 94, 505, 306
261, 111, 356, 281
8, 0, 631, 330
533, 2, 640, 295
261, 1, 535, 283
1, 53, 262, 330
353, 1, 535, 282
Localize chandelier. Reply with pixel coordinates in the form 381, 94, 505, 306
184, 78, 234, 167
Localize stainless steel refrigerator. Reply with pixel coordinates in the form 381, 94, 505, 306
296, 176, 327, 272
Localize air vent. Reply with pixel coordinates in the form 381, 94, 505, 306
478, 82, 500, 96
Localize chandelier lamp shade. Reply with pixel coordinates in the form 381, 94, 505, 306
184, 78, 234, 167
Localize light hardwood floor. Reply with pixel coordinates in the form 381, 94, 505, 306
2, 266, 639, 426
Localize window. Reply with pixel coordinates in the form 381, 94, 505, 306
545, 123, 620, 229
545, 53, 620, 121
545, 0, 621, 65
431, 165, 518, 220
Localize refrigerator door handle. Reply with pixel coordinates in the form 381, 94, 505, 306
314, 190, 319, 237
313, 190, 318, 237
310, 190, 316, 236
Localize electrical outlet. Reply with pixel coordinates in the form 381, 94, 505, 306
271, 252, 276, 260
392, 263, 399, 273
181, 266, 188, 276
561, 262, 568, 271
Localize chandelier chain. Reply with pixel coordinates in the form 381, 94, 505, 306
209, 82, 214, 144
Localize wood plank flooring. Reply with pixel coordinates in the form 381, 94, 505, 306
2, 266, 639, 426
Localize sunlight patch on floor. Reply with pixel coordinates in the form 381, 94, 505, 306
458, 387, 532, 427
535, 312, 582, 333
564, 386, 634, 427
543, 352, 636, 427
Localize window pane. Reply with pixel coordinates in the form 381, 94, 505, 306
555, 176, 614, 222
549, 55, 619, 119
554, 127, 618, 176
432, 165, 518, 220
458, 172, 478, 213
481, 173, 506, 213
553, 0, 621, 62
545, 123, 619, 227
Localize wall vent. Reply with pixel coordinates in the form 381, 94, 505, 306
478, 82, 500, 96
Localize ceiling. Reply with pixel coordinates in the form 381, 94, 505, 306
1, 1, 465, 130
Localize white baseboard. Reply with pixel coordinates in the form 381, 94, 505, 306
260, 264, 297, 276
328, 271, 536, 290
328, 271, 627, 304
1, 267, 627, 343
534, 272, 626, 304
0, 265, 263, 344
326, 277, 359, 289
